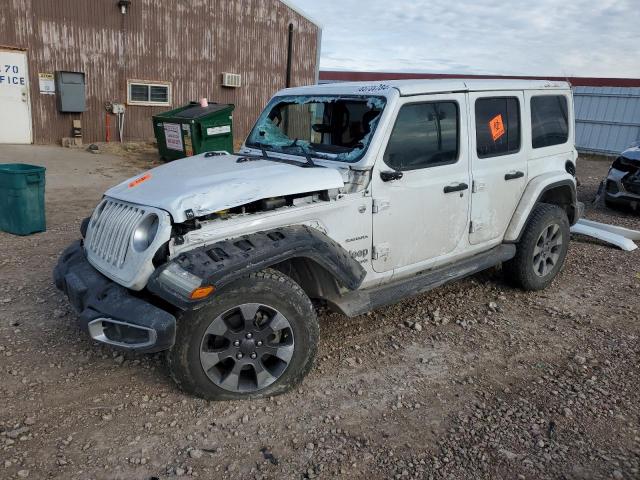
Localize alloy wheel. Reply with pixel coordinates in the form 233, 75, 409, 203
532, 223, 563, 277
199, 303, 295, 393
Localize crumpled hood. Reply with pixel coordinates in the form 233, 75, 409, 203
105, 153, 345, 223
621, 145, 640, 162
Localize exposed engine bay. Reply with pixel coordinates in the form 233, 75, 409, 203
172, 189, 340, 239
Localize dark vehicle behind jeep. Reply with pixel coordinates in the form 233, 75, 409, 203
604, 143, 640, 210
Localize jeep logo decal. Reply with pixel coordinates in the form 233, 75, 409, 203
349, 249, 369, 260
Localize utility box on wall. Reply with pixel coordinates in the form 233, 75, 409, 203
55, 71, 86, 113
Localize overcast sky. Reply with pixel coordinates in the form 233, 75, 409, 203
290, 0, 640, 78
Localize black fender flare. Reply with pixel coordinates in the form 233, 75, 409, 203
147, 225, 367, 310
537, 179, 579, 221
508, 179, 579, 244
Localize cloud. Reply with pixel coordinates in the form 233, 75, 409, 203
290, 0, 640, 77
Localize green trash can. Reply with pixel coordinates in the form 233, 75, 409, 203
0, 164, 46, 236
153, 102, 235, 161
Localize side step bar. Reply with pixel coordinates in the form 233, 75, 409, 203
331, 244, 516, 317
571, 219, 639, 252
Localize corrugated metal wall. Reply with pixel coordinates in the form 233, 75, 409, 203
0, 0, 319, 144
574, 86, 640, 156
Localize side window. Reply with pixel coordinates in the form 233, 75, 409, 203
531, 95, 569, 148
475, 97, 520, 158
127, 80, 171, 106
384, 102, 459, 171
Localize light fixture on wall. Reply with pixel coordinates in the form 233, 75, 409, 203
118, 0, 131, 14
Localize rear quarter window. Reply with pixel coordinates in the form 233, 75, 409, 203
531, 95, 569, 149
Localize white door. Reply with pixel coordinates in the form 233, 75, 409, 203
371, 94, 471, 273
0, 50, 32, 144
468, 92, 527, 245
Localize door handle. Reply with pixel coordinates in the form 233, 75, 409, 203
505, 171, 525, 181
443, 183, 469, 194
380, 171, 404, 182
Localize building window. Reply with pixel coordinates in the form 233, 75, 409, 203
531, 95, 569, 149
127, 80, 171, 106
384, 102, 459, 171
475, 97, 521, 158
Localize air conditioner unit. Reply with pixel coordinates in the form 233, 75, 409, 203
222, 73, 241, 88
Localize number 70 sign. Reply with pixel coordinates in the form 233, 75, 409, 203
0, 64, 26, 86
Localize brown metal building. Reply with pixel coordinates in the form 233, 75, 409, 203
0, 0, 321, 145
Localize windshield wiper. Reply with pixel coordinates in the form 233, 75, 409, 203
238, 147, 317, 168
281, 140, 317, 168
302, 152, 317, 168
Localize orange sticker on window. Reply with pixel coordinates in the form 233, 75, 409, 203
489, 114, 506, 142
128, 173, 151, 188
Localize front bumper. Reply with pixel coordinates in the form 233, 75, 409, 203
53, 241, 176, 353
605, 168, 640, 209
605, 186, 640, 209
605, 191, 640, 209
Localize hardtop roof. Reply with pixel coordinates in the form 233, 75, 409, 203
280, 79, 572, 98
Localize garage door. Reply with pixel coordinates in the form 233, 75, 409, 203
0, 50, 32, 144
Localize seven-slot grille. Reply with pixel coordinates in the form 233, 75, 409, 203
86, 200, 146, 268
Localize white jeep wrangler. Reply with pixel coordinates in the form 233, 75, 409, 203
55, 80, 582, 400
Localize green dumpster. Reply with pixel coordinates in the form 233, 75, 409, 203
0, 164, 46, 236
153, 102, 235, 161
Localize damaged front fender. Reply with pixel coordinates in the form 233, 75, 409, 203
147, 225, 367, 310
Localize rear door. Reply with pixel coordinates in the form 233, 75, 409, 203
468, 92, 527, 244
371, 93, 471, 273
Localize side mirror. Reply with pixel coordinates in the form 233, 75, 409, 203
380, 171, 404, 182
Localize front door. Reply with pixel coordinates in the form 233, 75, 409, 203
468, 92, 527, 245
0, 49, 32, 144
371, 93, 471, 273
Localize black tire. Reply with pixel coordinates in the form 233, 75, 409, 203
167, 269, 318, 401
503, 203, 570, 291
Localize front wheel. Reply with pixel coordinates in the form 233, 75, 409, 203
167, 269, 318, 400
503, 203, 570, 291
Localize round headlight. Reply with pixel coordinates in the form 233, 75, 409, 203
132, 214, 159, 252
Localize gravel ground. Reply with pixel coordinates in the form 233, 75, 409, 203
0, 147, 639, 480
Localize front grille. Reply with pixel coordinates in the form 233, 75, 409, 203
86, 200, 146, 269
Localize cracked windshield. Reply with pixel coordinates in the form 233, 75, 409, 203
246, 96, 386, 162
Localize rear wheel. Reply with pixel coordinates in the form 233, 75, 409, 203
168, 269, 318, 400
504, 203, 570, 291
